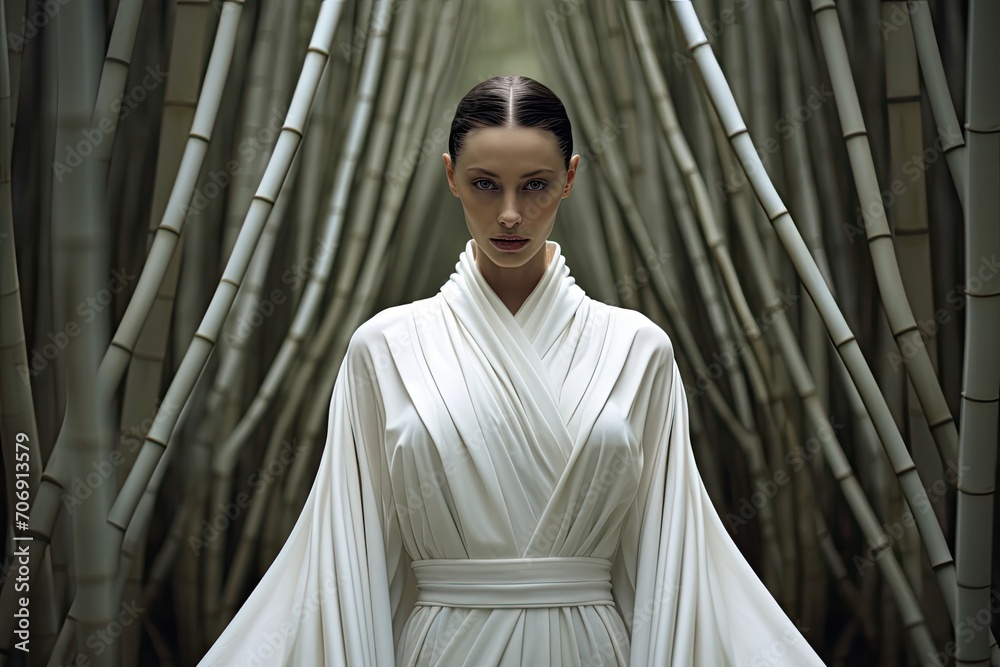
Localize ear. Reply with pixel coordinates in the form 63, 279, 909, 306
443, 153, 459, 197
562, 154, 581, 198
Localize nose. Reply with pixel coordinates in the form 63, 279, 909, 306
498, 192, 521, 227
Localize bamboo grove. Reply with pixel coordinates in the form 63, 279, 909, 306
0, 0, 996, 665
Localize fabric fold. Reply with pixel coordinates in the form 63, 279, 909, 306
199, 239, 826, 666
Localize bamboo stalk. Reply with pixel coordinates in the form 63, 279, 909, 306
0, 0, 58, 661
96, 0, 247, 399
49, 0, 116, 662
218, 0, 288, 265
808, 0, 958, 471
742, 1, 784, 275
105, 0, 346, 578
719, 0, 803, 608
721, 129, 935, 659
782, 10, 899, 615
769, 3, 836, 627
92, 0, 143, 181
289, 17, 337, 314
656, 127, 785, 590
564, 8, 673, 294
785, 0, 861, 330
882, 1, 940, 610
599, 0, 643, 201
200, 0, 389, 637
53, 394, 190, 663
196, 149, 301, 623
4, 0, 988, 659
4, 0, 25, 146
196, 22, 305, 633
907, 0, 967, 209
110, 2, 216, 662
955, 2, 1000, 664
623, 2, 772, 385
667, 0, 988, 657
164, 5, 266, 652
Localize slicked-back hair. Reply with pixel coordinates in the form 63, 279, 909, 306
448, 75, 573, 171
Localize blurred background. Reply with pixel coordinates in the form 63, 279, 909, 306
0, 0, 998, 665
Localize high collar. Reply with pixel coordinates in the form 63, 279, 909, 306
441, 239, 587, 359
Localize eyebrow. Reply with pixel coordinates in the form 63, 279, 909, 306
465, 167, 556, 178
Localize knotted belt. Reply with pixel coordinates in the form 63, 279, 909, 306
410, 556, 615, 609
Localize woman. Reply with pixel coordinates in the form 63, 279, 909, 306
199, 75, 826, 666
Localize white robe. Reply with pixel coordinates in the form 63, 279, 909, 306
199, 239, 826, 666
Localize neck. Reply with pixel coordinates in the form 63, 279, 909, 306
474, 241, 553, 315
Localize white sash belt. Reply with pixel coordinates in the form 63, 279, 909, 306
410, 556, 615, 608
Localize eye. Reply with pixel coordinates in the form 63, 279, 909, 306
470, 178, 548, 192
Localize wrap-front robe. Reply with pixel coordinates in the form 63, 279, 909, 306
199, 240, 825, 666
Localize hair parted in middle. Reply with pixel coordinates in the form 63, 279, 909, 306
447, 75, 574, 171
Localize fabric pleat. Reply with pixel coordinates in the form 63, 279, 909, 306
199, 240, 826, 666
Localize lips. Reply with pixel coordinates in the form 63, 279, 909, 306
490, 237, 530, 252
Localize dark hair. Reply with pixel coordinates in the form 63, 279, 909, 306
448, 75, 573, 171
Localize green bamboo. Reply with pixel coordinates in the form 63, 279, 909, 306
808, 0, 959, 472
882, 2, 941, 609
196, 7, 305, 630
209, 147, 308, 620
217, 0, 289, 264
50, 0, 116, 662
570, 4, 678, 277
667, 0, 981, 657
623, 3, 771, 379
96, 0, 247, 399
743, 1, 784, 274
769, 2, 835, 627
955, 2, 1000, 664
92, 0, 144, 181
0, 0, 57, 660
201, 0, 392, 637
720, 127, 934, 659
638, 0, 809, 604
907, 0, 967, 209
784, 0, 861, 328
172, 5, 317, 649
772, 0, 833, 403
53, 396, 189, 665
162, 5, 271, 655
718, 0, 805, 609
599, 0, 643, 202
781, 10, 897, 624
4, 0, 24, 145
3, 1, 990, 662
288, 9, 339, 314
657, 129, 784, 590
113, 3, 216, 662
106, 0, 346, 578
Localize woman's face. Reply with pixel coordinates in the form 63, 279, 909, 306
443, 126, 579, 270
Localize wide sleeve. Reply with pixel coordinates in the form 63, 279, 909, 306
198, 326, 417, 666
610, 333, 826, 666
